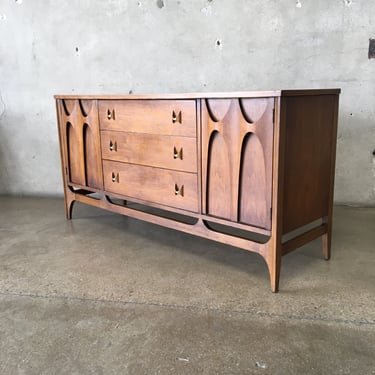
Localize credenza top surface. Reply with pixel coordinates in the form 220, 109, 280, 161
54, 89, 340, 100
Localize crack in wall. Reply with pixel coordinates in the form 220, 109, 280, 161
0, 88, 6, 120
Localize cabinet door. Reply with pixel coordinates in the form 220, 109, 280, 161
201, 98, 274, 230
57, 99, 103, 189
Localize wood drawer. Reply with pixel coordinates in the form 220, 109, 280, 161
103, 160, 199, 212
99, 100, 196, 137
101, 131, 197, 173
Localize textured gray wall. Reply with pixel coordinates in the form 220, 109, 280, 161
0, 0, 374, 205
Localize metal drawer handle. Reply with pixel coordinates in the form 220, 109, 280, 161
109, 140, 117, 152
173, 146, 183, 160
174, 184, 184, 196
111, 172, 119, 183
172, 110, 182, 124
107, 109, 115, 120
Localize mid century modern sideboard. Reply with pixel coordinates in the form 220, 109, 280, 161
55, 89, 340, 292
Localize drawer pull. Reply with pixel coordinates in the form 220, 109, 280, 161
174, 183, 184, 196
107, 109, 115, 120
173, 146, 183, 160
109, 140, 117, 152
111, 172, 119, 183
172, 110, 182, 124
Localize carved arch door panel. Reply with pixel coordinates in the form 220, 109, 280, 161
201, 98, 274, 230
57, 99, 103, 190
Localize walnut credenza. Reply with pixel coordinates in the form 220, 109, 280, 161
55, 90, 340, 292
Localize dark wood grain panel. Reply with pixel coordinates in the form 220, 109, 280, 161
282, 94, 339, 233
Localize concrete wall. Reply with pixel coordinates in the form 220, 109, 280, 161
0, 0, 374, 205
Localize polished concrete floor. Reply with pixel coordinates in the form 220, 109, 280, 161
0, 196, 374, 374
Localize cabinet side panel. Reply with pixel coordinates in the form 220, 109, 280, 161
56, 100, 69, 184
282, 95, 339, 233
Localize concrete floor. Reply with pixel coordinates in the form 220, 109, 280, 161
0, 196, 374, 374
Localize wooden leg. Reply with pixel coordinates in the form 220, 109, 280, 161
269, 253, 281, 293
64, 188, 75, 220
322, 215, 332, 260
65, 198, 75, 220
322, 231, 331, 260
264, 241, 282, 293
272, 261, 281, 293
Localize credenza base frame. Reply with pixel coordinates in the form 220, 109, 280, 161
63, 185, 331, 293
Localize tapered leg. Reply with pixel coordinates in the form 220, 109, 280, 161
269, 252, 282, 293
65, 198, 75, 220
264, 241, 282, 293
322, 231, 331, 260
272, 259, 281, 293
322, 215, 332, 260
64, 188, 75, 220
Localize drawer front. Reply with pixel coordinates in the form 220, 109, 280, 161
101, 131, 197, 173
103, 160, 198, 212
99, 100, 196, 137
